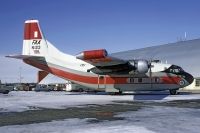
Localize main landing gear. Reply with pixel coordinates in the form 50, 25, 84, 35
110, 90, 123, 95
169, 89, 178, 95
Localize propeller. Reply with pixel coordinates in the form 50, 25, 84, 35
148, 59, 159, 89
147, 60, 152, 89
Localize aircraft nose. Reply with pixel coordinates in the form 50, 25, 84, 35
183, 72, 194, 85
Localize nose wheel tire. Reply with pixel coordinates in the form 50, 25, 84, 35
169, 89, 178, 95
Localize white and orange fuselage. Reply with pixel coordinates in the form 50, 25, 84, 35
7, 20, 194, 93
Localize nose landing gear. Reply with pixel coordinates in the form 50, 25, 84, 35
169, 89, 178, 95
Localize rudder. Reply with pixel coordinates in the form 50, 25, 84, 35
22, 20, 48, 56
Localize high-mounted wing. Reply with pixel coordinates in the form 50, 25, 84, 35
76, 49, 149, 75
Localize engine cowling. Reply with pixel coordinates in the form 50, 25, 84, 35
76, 49, 108, 60
129, 60, 149, 74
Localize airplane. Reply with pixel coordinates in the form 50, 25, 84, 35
6, 20, 194, 95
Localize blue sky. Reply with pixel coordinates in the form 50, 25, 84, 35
1, 0, 200, 55
1, 0, 200, 83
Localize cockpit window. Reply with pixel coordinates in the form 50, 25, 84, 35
163, 65, 184, 74
170, 68, 182, 73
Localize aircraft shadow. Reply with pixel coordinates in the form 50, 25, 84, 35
133, 94, 169, 100
133, 91, 191, 100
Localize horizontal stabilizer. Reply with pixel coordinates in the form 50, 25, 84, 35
5, 55, 43, 60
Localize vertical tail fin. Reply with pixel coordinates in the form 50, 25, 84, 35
22, 20, 48, 56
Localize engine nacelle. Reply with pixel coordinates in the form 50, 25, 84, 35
129, 60, 149, 74
76, 49, 108, 60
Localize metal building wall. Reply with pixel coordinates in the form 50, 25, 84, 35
111, 39, 200, 77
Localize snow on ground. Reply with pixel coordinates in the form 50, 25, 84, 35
0, 119, 154, 133
1, 91, 200, 112
0, 106, 200, 133
1, 91, 200, 133
0, 91, 131, 112
117, 106, 200, 133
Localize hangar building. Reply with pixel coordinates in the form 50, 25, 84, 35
111, 38, 200, 90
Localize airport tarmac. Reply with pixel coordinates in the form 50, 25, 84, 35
1, 91, 200, 133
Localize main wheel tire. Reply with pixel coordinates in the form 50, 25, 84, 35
169, 89, 178, 95
78, 88, 84, 92
114, 91, 123, 95
119, 90, 123, 95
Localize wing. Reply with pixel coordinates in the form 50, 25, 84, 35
76, 49, 134, 75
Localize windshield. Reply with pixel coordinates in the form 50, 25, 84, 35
164, 65, 184, 74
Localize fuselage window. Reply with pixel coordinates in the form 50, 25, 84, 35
138, 78, 142, 83
129, 78, 134, 83
155, 77, 160, 83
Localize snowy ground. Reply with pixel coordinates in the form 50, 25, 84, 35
1, 91, 200, 133
1, 107, 200, 133
1, 91, 200, 112
0, 91, 131, 112
0, 118, 155, 133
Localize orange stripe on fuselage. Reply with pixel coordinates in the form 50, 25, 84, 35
161, 77, 181, 84
24, 59, 181, 85
24, 59, 99, 84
